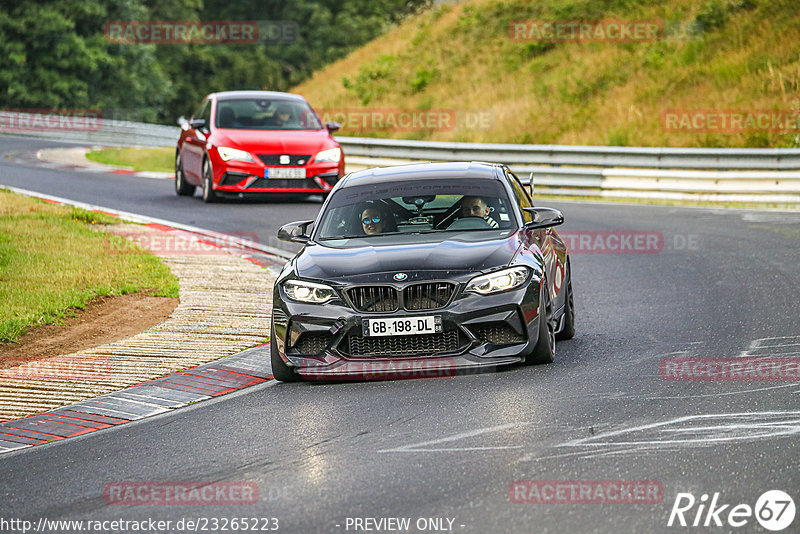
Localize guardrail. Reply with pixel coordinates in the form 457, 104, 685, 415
0, 113, 181, 148
338, 137, 800, 171
3, 115, 799, 202
345, 157, 800, 203
528, 167, 800, 204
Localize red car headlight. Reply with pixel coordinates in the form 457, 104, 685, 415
217, 147, 255, 162
314, 147, 341, 164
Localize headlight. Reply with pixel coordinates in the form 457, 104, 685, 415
283, 280, 337, 304
314, 147, 341, 163
217, 146, 254, 162
465, 266, 530, 295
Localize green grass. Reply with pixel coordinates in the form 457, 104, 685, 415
293, 0, 800, 148
0, 190, 179, 343
86, 147, 174, 172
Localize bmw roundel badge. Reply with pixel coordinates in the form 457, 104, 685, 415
393, 273, 408, 281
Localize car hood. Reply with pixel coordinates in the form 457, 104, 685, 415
294, 235, 521, 282
212, 129, 335, 155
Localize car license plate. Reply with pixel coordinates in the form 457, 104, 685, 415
363, 316, 441, 337
264, 167, 306, 179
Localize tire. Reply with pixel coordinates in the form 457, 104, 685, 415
556, 261, 576, 341
201, 158, 219, 203
270, 325, 301, 382
174, 151, 196, 196
527, 280, 555, 365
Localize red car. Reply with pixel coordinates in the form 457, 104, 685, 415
175, 91, 344, 202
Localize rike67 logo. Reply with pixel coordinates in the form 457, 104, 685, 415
668, 490, 795, 531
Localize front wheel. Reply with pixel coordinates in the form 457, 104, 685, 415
174, 151, 196, 196
270, 326, 301, 382
201, 158, 219, 203
526, 281, 555, 365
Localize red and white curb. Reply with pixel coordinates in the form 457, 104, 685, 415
0, 345, 273, 453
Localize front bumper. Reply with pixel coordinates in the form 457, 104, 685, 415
271, 281, 542, 380
213, 159, 342, 194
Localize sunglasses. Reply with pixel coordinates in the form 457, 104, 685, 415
362, 216, 381, 225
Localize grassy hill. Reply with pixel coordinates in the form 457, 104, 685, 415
293, 0, 800, 147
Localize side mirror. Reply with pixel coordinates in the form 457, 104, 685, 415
326, 121, 341, 133
177, 116, 188, 127
523, 207, 564, 230
278, 220, 314, 243
189, 118, 206, 130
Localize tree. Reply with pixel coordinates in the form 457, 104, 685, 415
0, 0, 429, 123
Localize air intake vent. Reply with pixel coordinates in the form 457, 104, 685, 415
472, 322, 525, 345
403, 282, 456, 311
345, 330, 463, 357
257, 154, 310, 165
292, 332, 332, 355
347, 286, 399, 313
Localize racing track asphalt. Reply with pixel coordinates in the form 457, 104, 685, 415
1, 135, 799, 533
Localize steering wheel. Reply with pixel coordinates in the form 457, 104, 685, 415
446, 216, 493, 230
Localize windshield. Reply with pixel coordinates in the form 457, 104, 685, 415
215, 98, 323, 130
315, 178, 516, 244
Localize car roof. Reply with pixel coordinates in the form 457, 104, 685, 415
211, 90, 307, 102
340, 161, 505, 188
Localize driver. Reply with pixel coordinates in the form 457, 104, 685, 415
272, 104, 296, 127
460, 196, 498, 228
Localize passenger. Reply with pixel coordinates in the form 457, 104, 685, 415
360, 206, 386, 235
460, 196, 499, 228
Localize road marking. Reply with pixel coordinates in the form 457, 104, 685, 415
388, 412, 800, 460
561, 411, 800, 448
738, 335, 800, 357
647, 382, 799, 399
520, 447, 652, 463
520, 411, 800, 462
378, 422, 535, 453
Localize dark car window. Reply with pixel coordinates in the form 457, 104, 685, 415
507, 170, 533, 223
215, 98, 323, 130
315, 178, 515, 245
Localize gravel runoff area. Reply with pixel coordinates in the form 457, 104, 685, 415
0, 223, 278, 422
